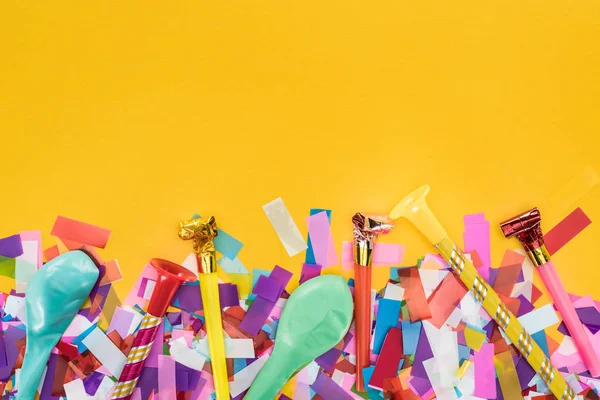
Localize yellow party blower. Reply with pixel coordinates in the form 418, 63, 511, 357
389, 185, 574, 400
179, 216, 229, 400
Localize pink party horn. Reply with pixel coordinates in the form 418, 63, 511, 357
501, 208, 600, 378
112, 258, 196, 399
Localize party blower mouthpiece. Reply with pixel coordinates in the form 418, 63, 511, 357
500, 208, 549, 265
389, 185, 576, 400
501, 208, 600, 378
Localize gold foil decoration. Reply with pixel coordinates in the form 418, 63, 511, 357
352, 213, 394, 266
178, 216, 218, 273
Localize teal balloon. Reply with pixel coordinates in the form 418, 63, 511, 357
244, 274, 353, 400
18, 250, 98, 399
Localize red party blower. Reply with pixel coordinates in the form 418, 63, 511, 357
112, 258, 196, 399
352, 213, 394, 392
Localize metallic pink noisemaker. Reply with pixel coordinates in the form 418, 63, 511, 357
501, 208, 600, 378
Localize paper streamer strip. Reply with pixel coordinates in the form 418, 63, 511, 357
306, 211, 338, 268
51, 216, 111, 248
463, 213, 491, 282
342, 242, 405, 270
544, 207, 592, 255
262, 197, 307, 257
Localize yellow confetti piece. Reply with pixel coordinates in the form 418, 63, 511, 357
456, 359, 473, 379
495, 350, 524, 400
226, 273, 252, 299
464, 325, 486, 351
281, 374, 297, 398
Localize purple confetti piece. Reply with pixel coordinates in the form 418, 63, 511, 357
0, 329, 7, 368
311, 371, 353, 399
576, 307, 600, 334
40, 353, 61, 400
219, 283, 240, 308
557, 321, 570, 336
0, 326, 26, 382
253, 275, 283, 302
0, 235, 23, 258
172, 283, 239, 312
517, 295, 535, 317
239, 296, 277, 335
240, 266, 292, 334
516, 356, 536, 391
83, 372, 104, 395
300, 263, 322, 284
269, 265, 293, 287
137, 366, 159, 400
167, 312, 182, 326
411, 329, 434, 380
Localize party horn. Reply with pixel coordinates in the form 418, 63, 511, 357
389, 185, 575, 400
352, 212, 394, 392
501, 208, 600, 377
178, 216, 229, 400
18, 251, 98, 400
112, 258, 196, 399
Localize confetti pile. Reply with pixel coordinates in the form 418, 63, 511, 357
0, 201, 599, 399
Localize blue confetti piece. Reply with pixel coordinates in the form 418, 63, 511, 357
401, 320, 422, 355
397, 358, 405, 371
191, 214, 244, 260
362, 365, 375, 388
532, 330, 550, 358
373, 298, 402, 354
458, 344, 471, 364
217, 256, 249, 274
71, 322, 98, 353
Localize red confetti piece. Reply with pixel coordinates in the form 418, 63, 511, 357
544, 207, 592, 255
51, 216, 111, 249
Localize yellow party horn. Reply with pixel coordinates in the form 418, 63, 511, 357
179, 216, 229, 400
389, 185, 574, 400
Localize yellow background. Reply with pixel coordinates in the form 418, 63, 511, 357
1, 1, 599, 300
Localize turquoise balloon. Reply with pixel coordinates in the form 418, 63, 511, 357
18, 250, 98, 399
244, 274, 353, 400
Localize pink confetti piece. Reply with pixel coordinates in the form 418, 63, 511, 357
463, 213, 491, 282
341, 241, 405, 270
158, 354, 177, 399
306, 211, 339, 268
474, 343, 496, 398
